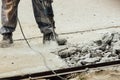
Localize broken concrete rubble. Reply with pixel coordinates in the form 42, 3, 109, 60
54, 32, 120, 67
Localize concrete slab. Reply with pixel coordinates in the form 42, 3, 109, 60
0, 38, 68, 78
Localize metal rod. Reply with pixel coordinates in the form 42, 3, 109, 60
0, 60, 120, 80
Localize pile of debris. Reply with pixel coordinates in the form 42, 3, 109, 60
54, 32, 120, 67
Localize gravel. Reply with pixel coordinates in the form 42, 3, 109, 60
54, 32, 120, 67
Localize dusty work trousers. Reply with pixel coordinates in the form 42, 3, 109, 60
0, 0, 54, 34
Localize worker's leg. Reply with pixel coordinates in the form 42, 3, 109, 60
32, 0, 55, 34
32, 0, 67, 45
0, 0, 20, 34
0, 0, 20, 48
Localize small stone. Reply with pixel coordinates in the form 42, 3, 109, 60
112, 32, 120, 42
94, 40, 102, 46
102, 33, 114, 46
112, 41, 120, 55
93, 14, 96, 16
58, 47, 77, 58
76, 61, 82, 66
11, 62, 14, 64
100, 57, 116, 62
104, 52, 112, 57
118, 55, 120, 59
81, 57, 101, 65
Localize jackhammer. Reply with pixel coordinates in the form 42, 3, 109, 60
41, 0, 67, 45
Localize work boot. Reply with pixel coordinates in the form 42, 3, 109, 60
43, 29, 67, 45
0, 33, 13, 48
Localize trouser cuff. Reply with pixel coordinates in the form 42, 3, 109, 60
39, 26, 53, 34
0, 26, 15, 35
